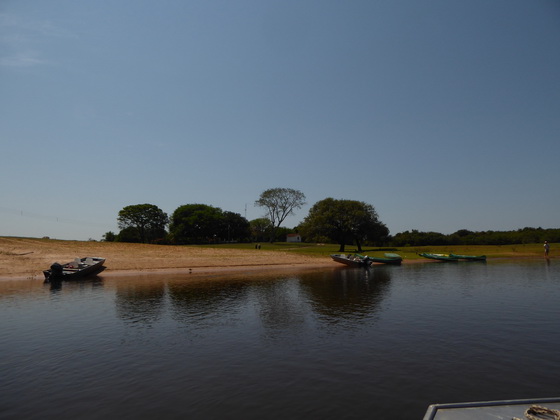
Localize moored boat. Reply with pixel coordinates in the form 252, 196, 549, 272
450, 253, 487, 261
330, 254, 370, 267
423, 397, 560, 419
419, 253, 459, 262
363, 253, 403, 265
43, 257, 106, 282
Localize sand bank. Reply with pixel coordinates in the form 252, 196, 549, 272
0, 237, 335, 281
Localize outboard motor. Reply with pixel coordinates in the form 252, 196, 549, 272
49, 262, 64, 281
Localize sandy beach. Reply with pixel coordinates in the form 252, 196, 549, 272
0, 237, 334, 280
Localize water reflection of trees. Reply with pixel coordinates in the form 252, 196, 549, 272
113, 268, 392, 332
115, 281, 166, 324
299, 267, 392, 324
167, 280, 249, 324
253, 278, 308, 334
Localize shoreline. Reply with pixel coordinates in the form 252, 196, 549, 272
0, 236, 337, 281
0, 261, 337, 282
4, 256, 549, 282
100, 261, 337, 279
0, 237, 552, 282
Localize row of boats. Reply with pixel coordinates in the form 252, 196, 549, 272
331, 251, 486, 267
44, 251, 485, 282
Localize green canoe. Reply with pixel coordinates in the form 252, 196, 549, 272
450, 253, 487, 261
419, 253, 459, 262
358, 253, 403, 265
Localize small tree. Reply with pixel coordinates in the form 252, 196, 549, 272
255, 188, 306, 242
250, 218, 273, 242
117, 204, 169, 244
102, 231, 116, 242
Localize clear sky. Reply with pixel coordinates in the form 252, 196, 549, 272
1, 0, 559, 241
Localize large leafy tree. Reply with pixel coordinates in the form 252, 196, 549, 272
117, 226, 142, 243
117, 204, 169, 243
300, 198, 388, 252
169, 204, 223, 244
255, 187, 306, 242
169, 204, 250, 244
221, 211, 251, 242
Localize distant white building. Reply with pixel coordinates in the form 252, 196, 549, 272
286, 233, 301, 242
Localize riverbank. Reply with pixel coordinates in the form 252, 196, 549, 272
0, 237, 552, 280
0, 237, 334, 280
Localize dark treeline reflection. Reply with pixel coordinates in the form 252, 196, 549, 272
113, 268, 393, 328
299, 267, 392, 324
115, 281, 166, 323
253, 278, 309, 334
167, 280, 249, 323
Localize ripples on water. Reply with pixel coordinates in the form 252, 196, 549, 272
0, 260, 558, 419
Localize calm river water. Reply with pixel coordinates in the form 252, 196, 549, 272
0, 260, 558, 419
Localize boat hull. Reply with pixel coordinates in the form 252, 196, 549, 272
449, 253, 487, 261
330, 254, 369, 267
419, 253, 459, 262
331, 253, 403, 266
368, 253, 403, 265
44, 257, 106, 282
423, 397, 560, 420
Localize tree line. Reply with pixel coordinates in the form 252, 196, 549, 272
103, 188, 389, 251
391, 227, 560, 247
103, 187, 558, 249
104, 188, 309, 245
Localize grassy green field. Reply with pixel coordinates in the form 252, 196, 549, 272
201, 242, 549, 260
1, 236, 549, 262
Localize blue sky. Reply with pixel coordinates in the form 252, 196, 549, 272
1, 0, 559, 241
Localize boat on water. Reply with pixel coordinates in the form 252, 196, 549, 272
423, 397, 560, 419
330, 254, 370, 267
361, 253, 403, 265
419, 253, 459, 262
449, 253, 487, 261
331, 253, 403, 267
43, 257, 106, 282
